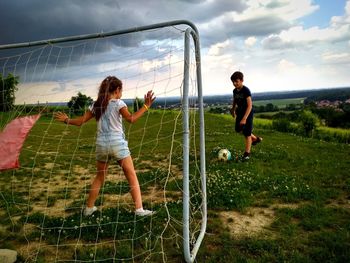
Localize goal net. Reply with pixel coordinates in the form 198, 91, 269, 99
0, 21, 206, 262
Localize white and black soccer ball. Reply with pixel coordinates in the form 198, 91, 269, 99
218, 148, 232, 161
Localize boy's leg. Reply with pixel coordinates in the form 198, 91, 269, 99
118, 156, 142, 210
244, 135, 252, 154
243, 115, 253, 152
252, 133, 263, 145
242, 114, 253, 157
87, 161, 108, 208
251, 133, 257, 141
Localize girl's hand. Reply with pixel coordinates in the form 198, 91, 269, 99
53, 111, 69, 123
144, 90, 156, 108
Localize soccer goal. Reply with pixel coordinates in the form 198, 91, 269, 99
0, 20, 206, 262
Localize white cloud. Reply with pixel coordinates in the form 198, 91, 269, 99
261, 35, 293, 49
279, 25, 349, 43
322, 52, 350, 64
246, 59, 327, 91
278, 59, 297, 72
262, 0, 350, 50
207, 40, 232, 56
262, 23, 350, 50
199, 0, 321, 47
331, 0, 350, 26
234, 0, 319, 22
245, 36, 257, 47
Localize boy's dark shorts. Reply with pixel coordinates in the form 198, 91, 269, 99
235, 114, 253, 136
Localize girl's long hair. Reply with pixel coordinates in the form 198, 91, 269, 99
93, 76, 122, 121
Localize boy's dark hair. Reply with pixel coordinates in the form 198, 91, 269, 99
230, 71, 244, 82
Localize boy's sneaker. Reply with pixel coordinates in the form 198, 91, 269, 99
252, 137, 263, 146
135, 208, 154, 217
84, 206, 97, 216
242, 152, 250, 161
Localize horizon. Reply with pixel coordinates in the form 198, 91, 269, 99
17, 85, 350, 106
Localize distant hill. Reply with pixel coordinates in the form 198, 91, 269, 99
203, 87, 350, 105
25, 87, 350, 108
254, 87, 350, 102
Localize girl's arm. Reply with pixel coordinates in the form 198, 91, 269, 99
120, 90, 156, 124
54, 110, 94, 126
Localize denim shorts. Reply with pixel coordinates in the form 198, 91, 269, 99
95, 137, 130, 162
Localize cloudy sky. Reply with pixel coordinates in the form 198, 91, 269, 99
0, 0, 349, 103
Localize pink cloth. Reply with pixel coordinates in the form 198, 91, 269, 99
0, 114, 41, 171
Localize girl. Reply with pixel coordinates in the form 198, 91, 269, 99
54, 76, 156, 216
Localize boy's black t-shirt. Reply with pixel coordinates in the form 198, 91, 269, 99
233, 85, 251, 116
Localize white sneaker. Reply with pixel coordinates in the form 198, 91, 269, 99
135, 209, 154, 216
84, 206, 97, 216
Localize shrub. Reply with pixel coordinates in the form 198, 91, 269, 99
0, 74, 19, 112
67, 92, 93, 115
298, 110, 319, 137
272, 118, 292, 133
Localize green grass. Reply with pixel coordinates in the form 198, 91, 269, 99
0, 110, 349, 262
316, 126, 350, 143
253, 98, 305, 107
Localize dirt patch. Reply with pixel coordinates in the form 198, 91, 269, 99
220, 207, 276, 238
271, 203, 301, 209
16, 240, 73, 262
141, 186, 181, 204
44, 163, 55, 170
138, 160, 183, 178
326, 198, 350, 210
72, 165, 90, 175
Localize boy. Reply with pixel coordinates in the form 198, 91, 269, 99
230, 71, 262, 160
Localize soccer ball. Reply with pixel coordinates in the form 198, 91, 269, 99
218, 148, 232, 161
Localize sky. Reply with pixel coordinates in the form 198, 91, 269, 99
0, 0, 349, 103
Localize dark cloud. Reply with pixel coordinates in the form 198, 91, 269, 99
1, 0, 294, 88
0, 0, 248, 84
201, 15, 291, 46
0, 0, 146, 45
0, 0, 246, 46
231, 16, 290, 36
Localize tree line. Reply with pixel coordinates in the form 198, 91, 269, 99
0, 74, 144, 115
2, 73, 349, 130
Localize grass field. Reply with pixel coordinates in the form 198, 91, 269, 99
1, 110, 350, 262
253, 98, 305, 108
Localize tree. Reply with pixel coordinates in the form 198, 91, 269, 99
67, 92, 93, 115
265, 103, 278, 112
298, 110, 318, 137
0, 74, 19, 112
133, 97, 144, 113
